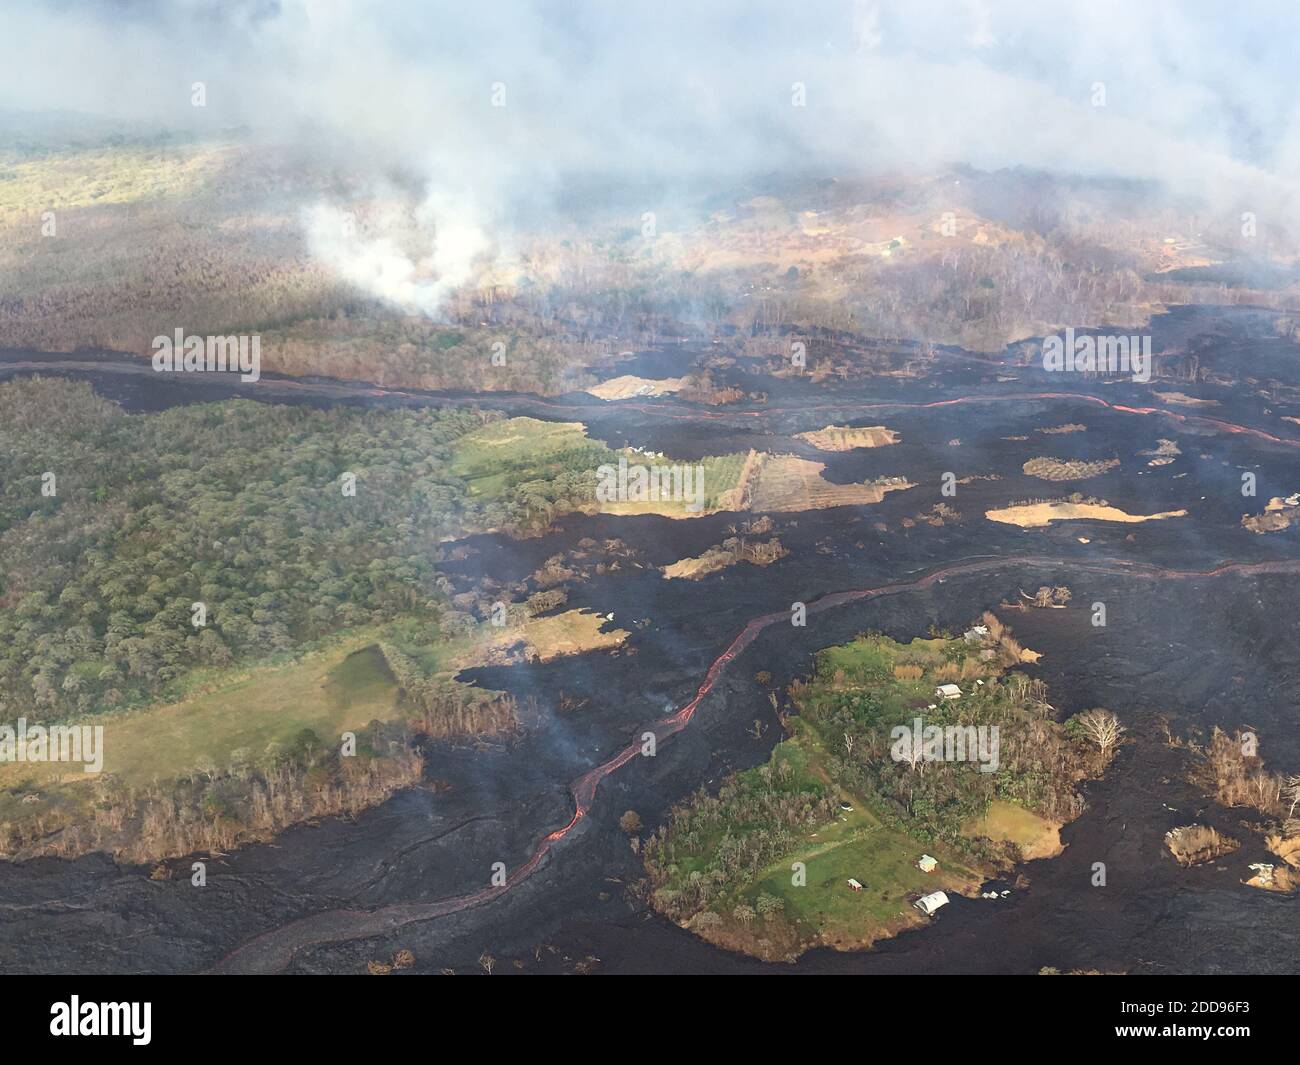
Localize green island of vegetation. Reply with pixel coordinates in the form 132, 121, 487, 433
641, 616, 1122, 961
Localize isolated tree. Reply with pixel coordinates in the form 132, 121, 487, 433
478, 952, 495, 975
618, 810, 643, 834
732, 903, 756, 926
1075, 708, 1125, 759
1283, 775, 1300, 819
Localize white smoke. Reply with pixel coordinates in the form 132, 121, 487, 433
303, 198, 492, 318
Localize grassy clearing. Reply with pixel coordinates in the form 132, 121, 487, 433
964, 799, 1062, 860
0, 629, 405, 808
0, 604, 614, 849
741, 726, 983, 955
449, 418, 604, 502
0, 605, 562, 821
449, 416, 751, 519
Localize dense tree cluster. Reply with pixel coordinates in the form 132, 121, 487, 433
0, 377, 491, 722
796, 641, 1100, 847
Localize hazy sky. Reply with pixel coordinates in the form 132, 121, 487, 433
6, 1, 1297, 310
7, 2, 1298, 183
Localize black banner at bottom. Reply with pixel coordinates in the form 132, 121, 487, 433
0, 973, 1293, 1051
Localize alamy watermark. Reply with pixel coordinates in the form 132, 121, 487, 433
152, 329, 261, 382
596, 456, 706, 512
0, 719, 103, 773
1042, 327, 1151, 383
890, 717, 1000, 773
50, 996, 150, 1045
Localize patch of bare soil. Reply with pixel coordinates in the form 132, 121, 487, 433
585, 375, 685, 400
795, 424, 900, 451
749, 454, 914, 512
464, 609, 629, 666
986, 501, 1188, 527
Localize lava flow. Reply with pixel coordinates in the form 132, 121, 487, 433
211, 553, 1300, 974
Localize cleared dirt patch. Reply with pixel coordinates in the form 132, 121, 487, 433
750, 455, 914, 512
464, 609, 629, 666
986, 501, 1187, 527
585, 375, 685, 400
795, 424, 900, 451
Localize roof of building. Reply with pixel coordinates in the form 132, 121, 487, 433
916, 890, 950, 914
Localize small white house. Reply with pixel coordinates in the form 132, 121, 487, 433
935, 683, 962, 700
915, 890, 950, 916
847, 878, 863, 892
917, 854, 938, 874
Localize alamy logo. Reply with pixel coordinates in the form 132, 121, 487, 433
1042, 327, 1151, 383
0, 719, 103, 773
890, 718, 1000, 773
50, 997, 150, 1045
596, 456, 706, 513
152, 329, 261, 382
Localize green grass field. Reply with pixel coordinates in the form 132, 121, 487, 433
0, 630, 405, 816
964, 799, 1061, 859
721, 722, 983, 955
449, 417, 606, 501
449, 416, 750, 518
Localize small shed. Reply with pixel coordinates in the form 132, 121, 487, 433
917, 854, 938, 873
847, 878, 863, 892
915, 890, 950, 916
935, 683, 962, 700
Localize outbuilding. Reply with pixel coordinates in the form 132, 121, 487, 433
935, 683, 962, 700
917, 854, 938, 873
915, 890, 950, 916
